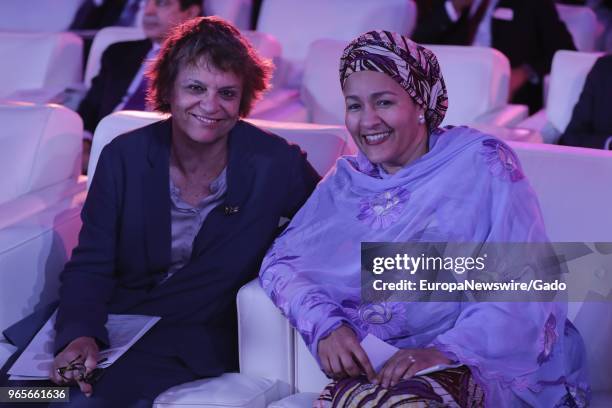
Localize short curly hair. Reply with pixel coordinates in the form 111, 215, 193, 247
147, 16, 272, 117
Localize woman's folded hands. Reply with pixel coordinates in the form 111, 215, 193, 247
317, 324, 376, 383
377, 347, 452, 388
318, 325, 452, 388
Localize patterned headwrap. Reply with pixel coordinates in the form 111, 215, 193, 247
340, 30, 448, 132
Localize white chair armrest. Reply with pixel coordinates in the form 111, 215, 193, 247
2, 86, 71, 105
0, 194, 84, 333
516, 110, 561, 144
267, 392, 320, 408
473, 104, 529, 127
469, 123, 543, 143
153, 373, 284, 408
517, 109, 548, 132
0, 178, 86, 231
237, 280, 293, 393
2, 83, 88, 109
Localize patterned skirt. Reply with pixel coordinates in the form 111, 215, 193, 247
314, 366, 485, 408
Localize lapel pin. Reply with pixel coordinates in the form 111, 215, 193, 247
224, 205, 240, 215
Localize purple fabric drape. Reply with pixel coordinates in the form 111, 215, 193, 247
259, 126, 590, 407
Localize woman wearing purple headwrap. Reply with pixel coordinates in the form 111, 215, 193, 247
259, 31, 589, 407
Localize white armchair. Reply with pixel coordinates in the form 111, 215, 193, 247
88, 112, 352, 181
0, 32, 82, 104
518, 50, 602, 144
0, 0, 83, 32
233, 142, 612, 407
255, 0, 416, 91
0, 104, 86, 364
430, 45, 528, 128
556, 4, 598, 52
204, 0, 253, 30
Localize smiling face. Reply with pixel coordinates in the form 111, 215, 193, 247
142, 0, 200, 44
169, 59, 243, 149
344, 71, 429, 174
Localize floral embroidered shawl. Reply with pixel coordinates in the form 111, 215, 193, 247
259, 126, 589, 407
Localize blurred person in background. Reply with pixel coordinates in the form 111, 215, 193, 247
77, 0, 202, 173
559, 54, 612, 149
71, 0, 148, 30
413, 0, 576, 114
590, 0, 612, 51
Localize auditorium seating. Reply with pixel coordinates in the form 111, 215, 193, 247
83, 26, 281, 90
85, 111, 167, 182
88, 111, 352, 181
0, 32, 82, 104
430, 45, 528, 128
225, 142, 612, 407
0, 0, 82, 33
253, 38, 531, 140
1, 3, 610, 405
256, 0, 417, 89
518, 50, 602, 143
204, 0, 253, 30
0, 104, 86, 363
0, 0, 251, 33
557, 4, 598, 52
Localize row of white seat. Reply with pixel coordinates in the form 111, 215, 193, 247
77, 26, 530, 134
0, 103, 86, 349
2, 105, 610, 406
0, 104, 356, 336
0, 0, 253, 32
0, 0, 600, 54
518, 50, 604, 143
92, 113, 612, 408
0, 25, 602, 145
82, 28, 602, 146
0, 1, 601, 138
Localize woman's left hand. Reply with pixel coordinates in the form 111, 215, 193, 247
377, 347, 452, 388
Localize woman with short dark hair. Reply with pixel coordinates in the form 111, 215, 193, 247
0, 16, 319, 407
148, 15, 270, 117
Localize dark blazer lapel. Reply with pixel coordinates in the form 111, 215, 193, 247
112, 39, 152, 103
143, 119, 172, 278
191, 120, 256, 257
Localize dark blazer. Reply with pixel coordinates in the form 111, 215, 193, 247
413, 0, 575, 75
70, 0, 129, 30
412, 0, 576, 111
559, 55, 612, 149
78, 39, 152, 133
9, 119, 319, 377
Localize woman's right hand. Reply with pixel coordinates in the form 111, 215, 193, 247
317, 325, 376, 382
50, 336, 100, 397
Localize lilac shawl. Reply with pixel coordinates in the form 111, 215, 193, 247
259, 126, 589, 407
